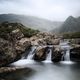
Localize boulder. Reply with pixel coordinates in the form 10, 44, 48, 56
44, 38, 60, 45
15, 38, 31, 54
30, 32, 55, 46
51, 47, 63, 62
70, 47, 80, 62
0, 33, 31, 67
33, 46, 48, 61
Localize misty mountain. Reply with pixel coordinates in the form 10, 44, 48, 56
59, 16, 80, 33
0, 14, 62, 32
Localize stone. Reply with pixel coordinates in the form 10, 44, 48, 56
51, 47, 63, 62
11, 29, 24, 40
30, 32, 55, 46
33, 46, 48, 61
15, 38, 31, 54
70, 47, 80, 62
0, 33, 31, 67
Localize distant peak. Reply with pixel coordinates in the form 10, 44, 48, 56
65, 16, 76, 22
67, 16, 74, 19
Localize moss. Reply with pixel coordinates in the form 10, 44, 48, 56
0, 22, 39, 39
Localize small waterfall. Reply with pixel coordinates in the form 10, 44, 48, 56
60, 40, 71, 61
64, 49, 70, 61
27, 46, 36, 60
44, 46, 53, 62
46, 48, 51, 60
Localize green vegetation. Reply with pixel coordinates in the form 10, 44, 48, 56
63, 32, 80, 39
0, 22, 39, 39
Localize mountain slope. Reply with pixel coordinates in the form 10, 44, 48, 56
59, 16, 80, 33
0, 14, 62, 32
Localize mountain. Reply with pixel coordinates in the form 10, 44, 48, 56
59, 16, 80, 33
0, 14, 62, 32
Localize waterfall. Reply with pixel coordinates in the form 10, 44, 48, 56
46, 48, 51, 60
64, 49, 70, 61
44, 46, 53, 62
60, 40, 71, 61
27, 46, 36, 60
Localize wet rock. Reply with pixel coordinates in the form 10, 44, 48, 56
33, 46, 48, 61
0, 67, 17, 73
70, 47, 80, 62
51, 47, 63, 62
0, 66, 25, 73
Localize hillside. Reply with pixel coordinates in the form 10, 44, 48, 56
0, 14, 62, 32
0, 22, 39, 39
59, 16, 80, 33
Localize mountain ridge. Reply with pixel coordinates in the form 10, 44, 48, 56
0, 14, 63, 32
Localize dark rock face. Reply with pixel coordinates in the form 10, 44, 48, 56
70, 47, 80, 62
51, 47, 63, 62
33, 46, 48, 61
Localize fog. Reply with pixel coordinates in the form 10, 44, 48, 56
0, 0, 80, 21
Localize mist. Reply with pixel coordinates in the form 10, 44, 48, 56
0, 0, 80, 21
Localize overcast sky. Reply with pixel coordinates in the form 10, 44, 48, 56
0, 0, 80, 21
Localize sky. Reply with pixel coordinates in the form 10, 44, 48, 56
0, 0, 80, 21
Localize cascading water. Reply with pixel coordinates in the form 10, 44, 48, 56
59, 40, 74, 64
60, 40, 70, 61
46, 48, 51, 60
27, 46, 37, 60
64, 48, 70, 61
44, 45, 53, 62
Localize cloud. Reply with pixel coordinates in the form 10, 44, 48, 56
0, 0, 80, 21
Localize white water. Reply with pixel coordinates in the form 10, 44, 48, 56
12, 40, 74, 67
59, 40, 71, 61
44, 48, 52, 63
27, 46, 37, 60
47, 48, 51, 60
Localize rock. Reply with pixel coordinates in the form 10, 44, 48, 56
70, 47, 80, 62
70, 39, 80, 44
0, 37, 31, 67
31, 39, 46, 46
11, 29, 24, 40
0, 67, 17, 73
0, 33, 31, 67
51, 47, 63, 62
44, 38, 60, 45
30, 32, 55, 46
33, 46, 48, 61
15, 38, 31, 54
0, 66, 25, 73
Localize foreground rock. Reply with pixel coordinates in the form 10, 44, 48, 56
0, 67, 21, 73
70, 47, 80, 62
51, 47, 63, 62
33, 46, 48, 61
0, 26, 31, 67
